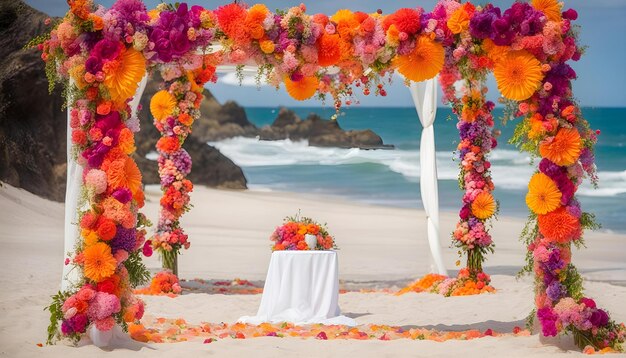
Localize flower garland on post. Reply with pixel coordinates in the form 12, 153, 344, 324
37, 0, 152, 344
144, 3, 218, 276
438, 2, 497, 285
502, 3, 626, 352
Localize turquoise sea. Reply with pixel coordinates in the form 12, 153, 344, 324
209, 107, 626, 233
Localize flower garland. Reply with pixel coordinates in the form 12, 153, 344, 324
38, 0, 153, 344
141, 4, 218, 275
437, 2, 498, 281
270, 214, 337, 251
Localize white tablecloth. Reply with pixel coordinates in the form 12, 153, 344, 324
239, 251, 356, 326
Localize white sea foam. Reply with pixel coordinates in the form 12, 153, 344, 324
209, 137, 626, 198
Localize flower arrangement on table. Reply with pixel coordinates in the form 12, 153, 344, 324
270, 214, 337, 251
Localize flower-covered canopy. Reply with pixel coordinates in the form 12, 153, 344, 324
37, 0, 625, 352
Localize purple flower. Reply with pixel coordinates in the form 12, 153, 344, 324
112, 188, 132, 203
538, 307, 559, 336
110, 226, 137, 253
546, 282, 565, 301
85, 56, 103, 74
469, 5, 500, 39
61, 320, 73, 335
590, 309, 609, 327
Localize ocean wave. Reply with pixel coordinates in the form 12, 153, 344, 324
209, 137, 626, 198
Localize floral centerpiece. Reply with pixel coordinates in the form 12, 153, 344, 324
270, 213, 337, 251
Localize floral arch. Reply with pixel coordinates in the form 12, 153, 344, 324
37, 0, 625, 352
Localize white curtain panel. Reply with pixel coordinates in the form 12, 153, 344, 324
63, 75, 147, 347
409, 79, 447, 276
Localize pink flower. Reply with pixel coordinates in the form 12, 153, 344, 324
95, 316, 116, 331
85, 169, 108, 194
87, 292, 121, 321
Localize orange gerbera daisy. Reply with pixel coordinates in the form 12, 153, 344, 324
447, 5, 473, 34
393, 35, 444, 82
150, 90, 177, 122
83, 242, 117, 283
104, 47, 146, 106
526, 173, 562, 215
494, 50, 544, 101
107, 157, 143, 195
317, 34, 341, 67
539, 128, 582, 166
471, 191, 496, 219
538, 207, 580, 243
284, 76, 319, 101
531, 0, 563, 22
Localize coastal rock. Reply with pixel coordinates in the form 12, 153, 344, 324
0, 1, 67, 201
259, 110, 393, 149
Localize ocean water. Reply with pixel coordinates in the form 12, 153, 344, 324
209, 107, 626, 233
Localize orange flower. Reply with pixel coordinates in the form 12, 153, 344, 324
447, 4, 475, 34
260, 40, 275, 54
494, 50, 544, 101
245, 4, 269, 39
528, 113, 546, 139
531, 0, 562, 22
156, 136, 181, 153
104, 47, 146, 106
118, 128, 136, 154
331, 9, 359, 39
96, 217, 117, 241
150, 90, 177, 121
538, 207, 580, 243
471, 192, 496, 219
317, 34, 341, 67
215, 3, 249, 45
539, 128, 582, 166
393, 35, 444, 82
526, 173, 562, 215
106, 157, 142, 195
382, 8, 422, 35
284, 76, 319, 101
68, 0, 89, 20
178, 113, 193, 126
88, 14, 104, 31
83, 242, 117, 283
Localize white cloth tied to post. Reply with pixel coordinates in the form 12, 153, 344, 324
238, 251, 356, 326
63, 75, 148, 347
409, 79, 447, 275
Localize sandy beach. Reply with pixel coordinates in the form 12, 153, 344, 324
1, 183, 625, 357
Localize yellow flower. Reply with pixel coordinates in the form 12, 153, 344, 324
531, 0, 563, 22
393, 35, 444, 82
83, 242, 117, 283
494, 50, 544, 101
526, 173, 562, 215
471, 192, 496, 219
104, 47, 146, 105
284, 76, 319, 101
260, 40, 275, 54
150, 90, 177, 121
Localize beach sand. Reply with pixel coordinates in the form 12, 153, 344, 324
1, 183, 625, 357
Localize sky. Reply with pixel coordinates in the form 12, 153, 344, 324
25, 0, 626, 107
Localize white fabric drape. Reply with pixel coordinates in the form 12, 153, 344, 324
238, 251, 356, 326
409, 79, 447, 276
63, 75, 147, 347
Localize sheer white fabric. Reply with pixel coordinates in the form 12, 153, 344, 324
409, 79, 447, 275
238, 251, 356, 326
63, 75, 147, 347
